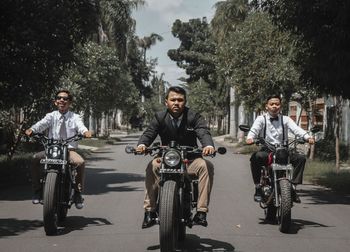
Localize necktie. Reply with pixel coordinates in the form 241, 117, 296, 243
173, 118, 179, 129
60, 115, 67, 140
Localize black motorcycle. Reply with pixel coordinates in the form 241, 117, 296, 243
126, 141, 226, 252
239, 124, 318, 233
32, 133, 83, 235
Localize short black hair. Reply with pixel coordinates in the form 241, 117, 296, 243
266, 94, 281, 103
55, 89, 73, 101
165, 86, 187, 100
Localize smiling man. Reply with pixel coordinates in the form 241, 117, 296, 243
136, 86, 215, 228
25, 89, 91, 209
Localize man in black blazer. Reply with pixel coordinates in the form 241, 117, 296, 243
136, 86, 215, 228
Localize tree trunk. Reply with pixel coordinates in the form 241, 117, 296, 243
334, 96, 342, 172
308, 97, 315, 160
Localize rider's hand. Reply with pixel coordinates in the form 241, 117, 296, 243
308, 137, 315, 145
83, 131, 92, 138
202, 146, 215, 156
246, 138, 254, 145
25, 129, 33, 137
136, 144, 146, 154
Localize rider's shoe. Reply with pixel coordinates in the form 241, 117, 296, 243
73, 191, 84, 209
32, 190, 41, 204
254, 185, 262, 202
292, 186, 301, 203
142, 211, 156, 229
193, 211, 208, 227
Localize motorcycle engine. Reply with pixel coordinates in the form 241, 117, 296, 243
262, 185, 272, 200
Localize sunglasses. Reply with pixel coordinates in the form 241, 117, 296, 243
55, 96, 70, 101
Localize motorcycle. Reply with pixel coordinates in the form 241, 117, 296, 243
239, 124, 318, 233
126, 141, 226, 252
32, 133, 83, 235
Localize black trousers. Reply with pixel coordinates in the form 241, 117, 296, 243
250, 149, 306, 185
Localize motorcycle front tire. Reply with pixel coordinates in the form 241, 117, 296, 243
43, 172, 59, 235
278, 179, 292, 233
159, 180, 178, 252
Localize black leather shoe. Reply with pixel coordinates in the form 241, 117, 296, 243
142, 211, 156, 229
73, 191, 84, 209
254, 186, 262, 202
193, 211, 208, 227
292, 188, 301, 203
32, 190, 41, 204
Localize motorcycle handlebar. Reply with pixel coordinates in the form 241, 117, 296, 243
124, 145, 226, 157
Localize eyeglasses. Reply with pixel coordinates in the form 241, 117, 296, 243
55, 96, 70, 101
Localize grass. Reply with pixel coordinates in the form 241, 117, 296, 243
80, 137, 121, 147
304, 159, 350, 194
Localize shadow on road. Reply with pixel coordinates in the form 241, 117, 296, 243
85, 167, 145, 195
59, 216, 112, 235
288, 218, 332, 234
0, 218, 42, 238
299, 186, 350, 205
146, 234, 235, 252
258, 217, 331, 234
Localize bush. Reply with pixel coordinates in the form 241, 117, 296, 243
314, 138, 349, 161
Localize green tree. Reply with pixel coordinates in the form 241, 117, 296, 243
218, 12, 302, 112
168, 18, 217, 86
256, 0, 350, 98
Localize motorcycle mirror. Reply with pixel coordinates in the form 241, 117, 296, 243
238, 124, 250, 132
217, 147, 227, 155
125, 145, 135, 154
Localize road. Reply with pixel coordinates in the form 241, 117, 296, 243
1, 133, 350, 252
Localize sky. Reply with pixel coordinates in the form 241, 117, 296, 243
132, 0, 219, 86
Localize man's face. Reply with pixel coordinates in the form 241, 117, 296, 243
54, 92, 71, 113
165, 91, 186, 117
266, 98, 281, 117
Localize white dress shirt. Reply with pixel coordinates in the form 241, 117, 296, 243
30, 110, 88, 149
247, 113, 310, 145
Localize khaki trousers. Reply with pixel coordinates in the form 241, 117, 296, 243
144, 157, 214, 213
31, 150, 85, 192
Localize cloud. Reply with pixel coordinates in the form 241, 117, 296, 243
145, 0, 184, 12
155, 64, 187, 85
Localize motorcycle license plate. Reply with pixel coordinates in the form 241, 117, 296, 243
40, 159, 67, 165
160, 168, 183, 173
272, 164, 293, 171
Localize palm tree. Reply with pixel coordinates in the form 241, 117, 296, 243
211, 0, 249, 43
97, 0, 145, 61
136, 33, 164, 64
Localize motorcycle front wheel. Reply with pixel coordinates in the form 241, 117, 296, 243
159, 180, 178, 252
278, 179, 292, 233
43, 172, 59, 235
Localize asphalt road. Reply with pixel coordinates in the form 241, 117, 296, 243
1, 133, 350, 252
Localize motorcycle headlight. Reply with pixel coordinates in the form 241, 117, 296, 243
47, 146, 62, 159
164, 150, 181, 167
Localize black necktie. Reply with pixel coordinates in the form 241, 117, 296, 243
173, 118, 179, 129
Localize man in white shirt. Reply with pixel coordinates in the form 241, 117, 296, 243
25, 89, 91, 209
246, 95, 314, 203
